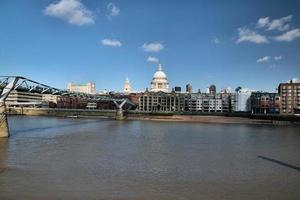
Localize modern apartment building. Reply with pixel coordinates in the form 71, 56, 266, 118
187, 93, 231, 113
250, 92, 280, 114
278, 80, 300, 115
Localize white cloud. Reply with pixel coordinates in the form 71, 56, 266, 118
257, 55, 283, 64
267, 15, 292, 31
142, 42, 164, 52
256, 15, 293, 31
213, 37, 220, 44
256, 17, 270, 28
107, 3, 120, 18
257, 56, 270, 63
273, 29, 300, 42
147, 56, 159, 63
101, 39, 122, 47
274, 55, 282, 61
236, 27, 268, 44
44, 0, 95, 26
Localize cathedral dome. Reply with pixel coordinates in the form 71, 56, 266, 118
150, 64, 169, 92
153, 64, 167, 79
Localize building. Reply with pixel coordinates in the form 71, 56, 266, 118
123, 78, 131, 93
6, 90, 44, 107
231, 87, 253, 112
139, 91, 185, 112
278, 79, 300, 115
250, 92, 280, 114
174, 86, 181, 93
67, 82, 96, 94
150, 64, 169, 92
187, 93, 231, 113
56, 96, 88, 109
42, 94, 60, 108
42, 94, 59, 104
127, 92, 142, 107
186, 84, 192, 93
209, 84, 216, 95
86, 102, 97, 109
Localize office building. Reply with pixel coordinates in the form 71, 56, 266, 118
231, 87, 253, 112
174, 86, 181, 93
139, 91, 185, 112
6, 90, 43, 107
186, 84, 192, 93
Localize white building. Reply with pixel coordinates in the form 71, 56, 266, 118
232, 88, 253, 112
123, 77, 131, 93
150, 64, 169, 92
6, 90, 43, 107
67, 82, 96, 94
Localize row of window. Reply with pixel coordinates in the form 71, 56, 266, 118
281, 85, 300, 89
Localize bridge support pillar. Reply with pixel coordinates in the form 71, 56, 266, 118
116, 109, 124, 120
0, 102, 9, 138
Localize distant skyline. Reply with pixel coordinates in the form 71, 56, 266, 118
1, 0, 300, 92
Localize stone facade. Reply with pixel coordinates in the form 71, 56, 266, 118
139, 91, 184, 112
150, 64, 169, 93
123, 78, 131, 93
67, 82, 96, 94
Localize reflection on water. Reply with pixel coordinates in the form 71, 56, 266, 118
0, 115, 300, 199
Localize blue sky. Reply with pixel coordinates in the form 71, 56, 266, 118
1, 0, 300, 92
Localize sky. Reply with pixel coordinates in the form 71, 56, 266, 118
0, 0, 300, 92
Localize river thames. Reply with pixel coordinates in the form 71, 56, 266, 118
0, 116, 300, 199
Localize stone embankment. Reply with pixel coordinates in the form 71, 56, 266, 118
7, 107, 300, 125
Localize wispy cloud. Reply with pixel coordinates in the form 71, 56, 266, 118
273, 29, 300, 42
236, 27, 268, 44
107, 3, 120, 19
101, 39, 122, 47
257, 56, 271, 63
212, 37, 220, 44
257, 15, 293, 31
142, 42, 164, 52
257, 55, 283, 65
274, 55, 283, 61
44, 0, 95, 26
147, 56, 159, 63
238, 15, 300, 44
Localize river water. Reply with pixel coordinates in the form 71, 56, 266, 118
0, 116, 300, 200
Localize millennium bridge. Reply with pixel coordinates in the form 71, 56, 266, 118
0, 76, 135, 138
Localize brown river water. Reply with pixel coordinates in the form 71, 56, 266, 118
0, 116, 300, 200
